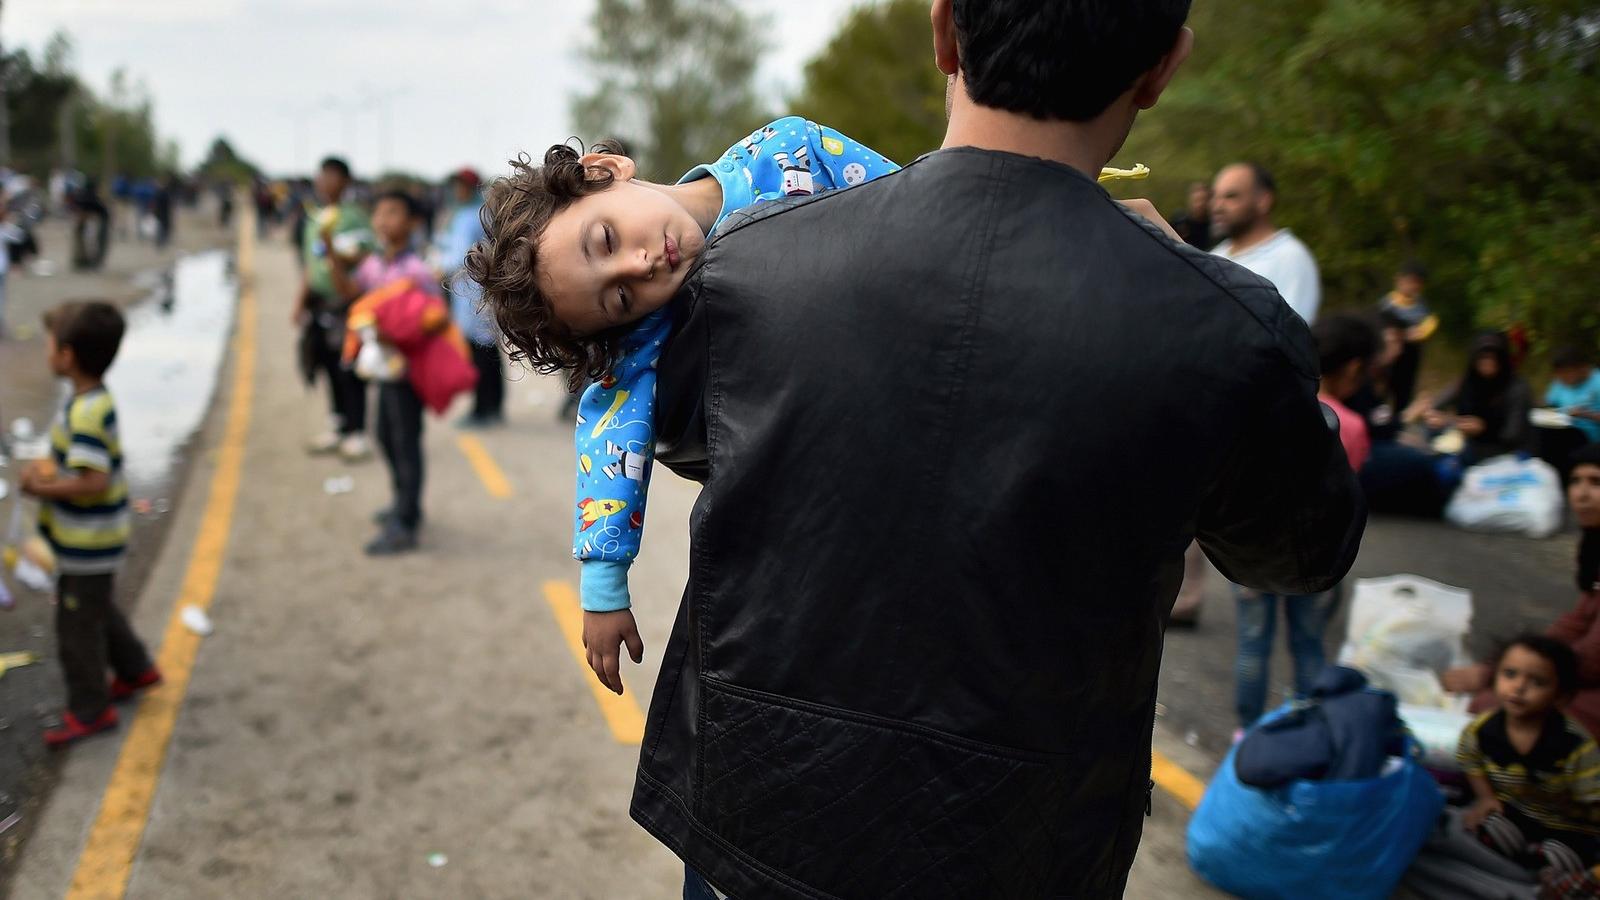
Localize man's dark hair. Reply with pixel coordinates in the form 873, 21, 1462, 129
373, 188, 420, 220
320, 156, 352, 180
1244, 162, 1277, 196
1496, 634, 1580, 697
952, 0, 1192, 122
43, 301, 126, 378
1398, 259, 1429, 281
1552, 345, 1592, 370
1311, 313, 1381, 377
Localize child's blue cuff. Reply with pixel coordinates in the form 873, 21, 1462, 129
580, 559, 633, 612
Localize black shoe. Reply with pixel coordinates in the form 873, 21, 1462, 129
364, 523, 418, 556
459, 412, 506, 430
372, 508, 425, 527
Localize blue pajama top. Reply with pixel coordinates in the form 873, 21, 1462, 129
573, 117, 899, 611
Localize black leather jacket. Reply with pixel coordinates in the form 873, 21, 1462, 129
634, 148, 1366, 899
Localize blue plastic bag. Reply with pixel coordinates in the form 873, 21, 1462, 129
1187, 735, 1443, 899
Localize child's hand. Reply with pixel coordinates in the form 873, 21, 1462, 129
1463, 797, 1505, 830
1120, 199, 1182, 243
18, 463, 54, 497
582, 609, 644, 696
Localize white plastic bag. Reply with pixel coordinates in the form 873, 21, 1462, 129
1338, 575, 1474, 709
1445, 455, 1564, 538
1398, 703, 1473, 771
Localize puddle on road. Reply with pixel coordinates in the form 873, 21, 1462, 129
105, 250, 238, 495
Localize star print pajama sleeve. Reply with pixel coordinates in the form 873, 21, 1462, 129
573, 118, 899, 613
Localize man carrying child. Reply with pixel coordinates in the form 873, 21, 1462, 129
618, 1, 1367, 896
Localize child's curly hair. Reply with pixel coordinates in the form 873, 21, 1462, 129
464, 141, 626, 389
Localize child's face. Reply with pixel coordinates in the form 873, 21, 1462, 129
1395, 273, 1425, 298
537, 179, 706, 337
1557, 364, 1592, 387
1495, 645, 1561, 719
372, 199, 415, 248
44, 333, 72, 378
1570, 463, 1600, 530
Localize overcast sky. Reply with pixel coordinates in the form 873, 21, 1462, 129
7, 0, 873, 178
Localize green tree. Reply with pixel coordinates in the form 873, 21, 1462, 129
197, 137, 260, 184
3, 31, 181, 181
786, 1, 1226, 188
792, 0, 947, 167
1, 43, 78, 175
1120, 0, 1600, 352
570, 0, 769, 182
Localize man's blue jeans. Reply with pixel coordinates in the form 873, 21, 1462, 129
685, 867, 728, 900
1234, 587, 1338, 728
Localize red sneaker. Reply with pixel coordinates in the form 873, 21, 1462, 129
109, 667, 163, 702
44, 708, 119, 749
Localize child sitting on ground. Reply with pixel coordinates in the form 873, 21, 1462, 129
21, 301, 162, 748
1458, 634, 1600, 875
467, 117, 899, 694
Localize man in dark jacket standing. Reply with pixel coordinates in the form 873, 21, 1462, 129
639, 2, 1367, 897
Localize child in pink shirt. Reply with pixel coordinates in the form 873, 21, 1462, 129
327, 189, 439, 555
1312, 314, 1379, 471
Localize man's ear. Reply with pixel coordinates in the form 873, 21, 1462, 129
932, 0, 959, 77
578, 153, 637, 183
1131, 26, 1194, 110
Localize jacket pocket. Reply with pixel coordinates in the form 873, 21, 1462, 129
695, 680, 1141, 900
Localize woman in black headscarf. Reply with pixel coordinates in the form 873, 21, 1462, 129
1424, 332, 1533, 465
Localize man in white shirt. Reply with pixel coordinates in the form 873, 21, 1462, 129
1210, 163, 1321, 324
1170, 164, 1324, 628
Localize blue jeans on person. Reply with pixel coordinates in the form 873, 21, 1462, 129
1234, 588, 1338, 729
685, 867, 729, 900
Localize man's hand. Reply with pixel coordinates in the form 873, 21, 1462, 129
1423, 409, 1452, 430
1463, 797, 1505, 830
582, 609, 644, 695
1121, 199, 1183, 243
1456, 415, 1487, 437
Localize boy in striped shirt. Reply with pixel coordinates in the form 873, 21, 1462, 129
21, 302, 160, 748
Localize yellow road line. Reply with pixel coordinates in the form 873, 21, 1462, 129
1151, 749, 1207, 810
67, 213, 259, 899
541, 580, 646, 744
456, 434, 514, 499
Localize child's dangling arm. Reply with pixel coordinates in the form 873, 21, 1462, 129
571, 311, 671, 613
